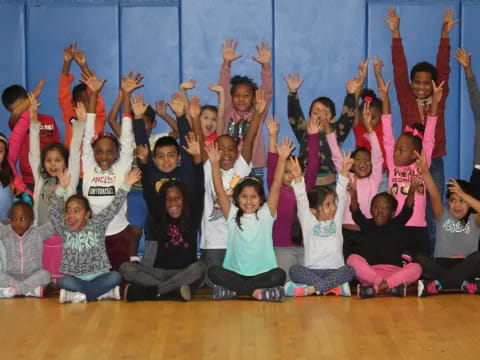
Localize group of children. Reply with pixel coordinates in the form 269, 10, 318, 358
0, 8, 479, 303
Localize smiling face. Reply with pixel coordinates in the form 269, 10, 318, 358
44, 149, 66, 177
232, 84, 254, 112
153, 145, 180, 173
447, 193, 470, 221
216, 136, 239, 171
93, 138, 118, 171
394, 135, 416, 167
371, 195, 396, 226
410, 72, 433, 100
352, 150, 372, 178
237, 185, 261, 214
165, 186, 184, 219
10, 204, 34, 236
65, 198, 91, 231
200, 108, 218, 137
312, 193, 337, 221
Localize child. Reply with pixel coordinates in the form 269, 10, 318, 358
326, 102, 383, 258
82, 70, 134, 270
285, 72, 360, 186
285, 156, 356, 297
120, 132, 205, 302
2, 82, 60, 189
379, 66, 443, 256
346, 178, 422, 298
455, 48, 480, 186
266, 115, 320, 281
199, 90, 266, 287
385, 8, 458, 249
205, 135, 292, 302
59, 43, 106, 149
415, 152, 480, 296
0, 200, 52, 297
50, 168, 140, 303
219, 39, 273, 179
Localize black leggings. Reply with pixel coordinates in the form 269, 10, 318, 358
208, 266, 286, 296
415, 251, 480, 289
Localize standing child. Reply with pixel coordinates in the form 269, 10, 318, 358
219, 39, 273, 180
205, 137, 294, 302
414, 152, 480, 296
285, 156, 356, 297
346, 178, 422, 298
51, 169, 140, 303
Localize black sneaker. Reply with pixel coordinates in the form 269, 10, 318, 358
124, 284, 158, 302
418, 280, 440, 297
356, 284, 376, 299
388, 283, 407, 297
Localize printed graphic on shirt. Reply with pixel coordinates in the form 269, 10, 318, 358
312, 221, 336, 238
164, 224, 188, 248
156, 177, 177, 193
227, 117, 249, 143
89, 186, 115, 196
209, 174, 241, 222
443, 218, 472, 235
390, 167, 425, 196
39, 123, 56, 138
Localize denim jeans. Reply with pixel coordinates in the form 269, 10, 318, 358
59, 271, 122, 301
426, 157, 445, 254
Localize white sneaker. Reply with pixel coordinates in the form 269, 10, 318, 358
0, 287, 16, 298
97, 286, 121, 301
25, 286, 44, 298
59, 289, 87, 304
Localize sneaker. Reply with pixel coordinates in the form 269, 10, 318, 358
212, 285, 237, 300
461, 280, 480, 294
97, 286, 121, 301
25, 286, 44, 298
356, 284, 376, 299
178, 284, 192, 301
284, 282, 309, 297
418, 280, 441, 297
124, 284, 158, 302
0, 287, 16, 298
255, 286, 285, 302
59, 289, 87, 304
323, 282, 351, 297
401, 251, 412, 266
388, 283, 407, 297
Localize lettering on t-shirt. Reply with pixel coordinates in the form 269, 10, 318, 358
390, 167, 425, 196
88, 186, 115, 196
443, 218, 471, 235
312, 221, 336, 238
39, 123, 56, 138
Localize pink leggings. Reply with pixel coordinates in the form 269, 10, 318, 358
347, 254, 421, 289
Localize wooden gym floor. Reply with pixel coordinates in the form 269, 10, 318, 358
2, 292, 479, 360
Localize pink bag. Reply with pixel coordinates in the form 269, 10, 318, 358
43, 234, 63, 279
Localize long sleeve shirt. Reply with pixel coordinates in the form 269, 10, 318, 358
353, 122, 387, 170
392, 37, 450, 158
6, 111, 31, 195
219, 65, 273, 168
466, 75, 480, 166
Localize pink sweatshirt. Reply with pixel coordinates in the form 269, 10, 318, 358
219, 65, 273, 168
7, 112, 32, 195
382, 114, 437, 227
327, 131, 383, 225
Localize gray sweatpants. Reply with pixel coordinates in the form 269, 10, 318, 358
289, 264, 355, 293
120, 261, 205, 295
0, 270, 51, 295
274, 247, 304, 282
199, 249, 226, 288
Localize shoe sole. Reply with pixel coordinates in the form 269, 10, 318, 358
179, 285, 191, 301
417, 280, 425, 297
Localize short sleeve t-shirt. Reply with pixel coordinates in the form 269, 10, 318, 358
200, 156, 251, 249
223, 204, 277, 276
434, 209, 480, 258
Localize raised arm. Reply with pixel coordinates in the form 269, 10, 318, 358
447, 178, 480, 227
205, 142, 231, 219
335, 76, 362, 145
8, 79, 44, 129
219, 39, 242, 124
107, 91, 123, 137
415, 150, 443, 220
285, 73, 307, 143
240, 89, 267, 163
266, 115, 280, 189
155, 100, 179, 136
179, 78, 195, 125
27, 94, 42, 185
187, 95, 204, 164
209, 84, 226, 135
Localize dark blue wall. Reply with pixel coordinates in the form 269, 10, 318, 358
0, 0, 478, 181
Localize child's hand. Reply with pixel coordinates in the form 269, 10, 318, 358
131, 93, 149, 119
283, 73, 304, 94
182, 131, 201, 157
455, 48, 472, 69
254, 89, 267, 115
72, 47, 87, 69
155, 100, 168, 118
347, 177, 358, 198
441, 9, 459, 37
432, 80, 445, 105
289, 156, 303, 183
222, 39, 242, 65
121, 72, 144, 94
307, 116, 322, 135
447, 178, 465, 198
378, 79, 391, 103
252, 41, 272, 67
208, 84, 224, 94
276, 137, 294, 160
74, 101, 87, 122
64, 42, 76, 63
205, 141, 221, 164
362, 102, 373, 133
383, 8, 400, 35
168, 92, 186, 117
409, 175, 421, 195
28, 93, 40, 122
358, 57, 369, 81
414, 150, 429, 174
124, 168, 142, 187
266, 115, 280, 137
340, 150, 354, 177
58, 168, 71, 189
80, 68, 106, 94
373, 54, 384, 75
180, 78, 196, 90
135, 145, 149, 164
188, 95, 201, 121
346, 76, 362, 95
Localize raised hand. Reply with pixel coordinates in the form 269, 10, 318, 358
346, 76, 362, 95
441, 9, 459, 38
276, 137, 295, 160
135, 145, 149, 164
80, 68, 106, 93
222, 39, 242, 65
455, 48, 473, 78
208, 84, 224, 94
121, 72, 144, 94
289, 156, 303, 182
307, 116, 322, 135
124, 168, 142, 187
205, 141, 221, 164
168, 92, 186, 117
283, 73, 304, 94
28, 93, 40, 122
180, 78, 196, 90
384, 8, 400, 37
409, 175, 421, 195
74, 101, 87, 122
252, 41, 272, 67
362, 102, 373, 133
72, 47, 87, 69
131, 93, 149, 119
378, 79, 391, 103
182, 131, 201, 157
266, 115, 280, 137
155, 100, 168, 118
341, 150, 354, 177
432, 80, 445, 105
373, 54, 384, 75
254, 89, 267, 115
414, 150, 429, 174
358, 57, 369, 81
447, 178, 465, 198
64, 42, 76, 63
58, 168, 71, 189
188, 95, 201, 120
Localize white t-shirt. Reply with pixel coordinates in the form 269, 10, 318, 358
200, 155, 251, 249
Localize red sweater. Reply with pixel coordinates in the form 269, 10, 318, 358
392, 37, 450, 158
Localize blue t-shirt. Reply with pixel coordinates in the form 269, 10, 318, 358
0, 185, 12, 222
223, 204, 277, 276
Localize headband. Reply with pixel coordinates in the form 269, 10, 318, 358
91, 131, 119, 148
12, 192, 33, 206
403, 125, 423, 140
